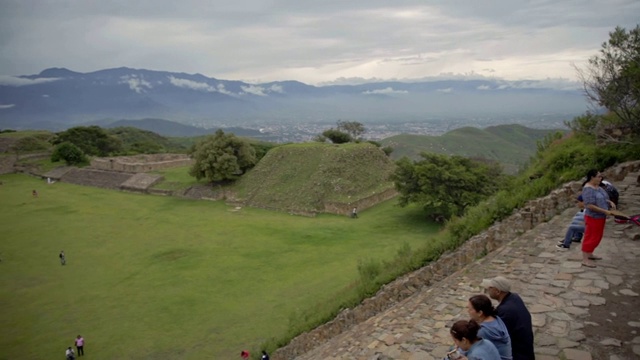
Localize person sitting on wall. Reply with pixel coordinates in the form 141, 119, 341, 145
556, 195, 586, 250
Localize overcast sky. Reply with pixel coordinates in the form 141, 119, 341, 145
0, 0, 638, 85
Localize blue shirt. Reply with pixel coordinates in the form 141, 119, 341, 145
582, 186, 609, 219
466, 339, 502, 360
479, 317, 513, 360
570, 211, 585, 226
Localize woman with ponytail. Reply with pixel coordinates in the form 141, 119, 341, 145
467, 295, 512, 360
581, 169, 616, 268
449, 319, 501, 360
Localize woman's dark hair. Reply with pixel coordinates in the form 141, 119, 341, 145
583, 169, 599, 187
450, 319, 480, 341
469, 294, 497, 317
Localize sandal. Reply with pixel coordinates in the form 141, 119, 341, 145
588, 256, 603, 260
581, 263, 597, 268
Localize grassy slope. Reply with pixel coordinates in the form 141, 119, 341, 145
232, 142, 396, 211
0, 130, 53, 139
0, 173, 439, 359
108, 127, 188, 153
381, 124, 561, 173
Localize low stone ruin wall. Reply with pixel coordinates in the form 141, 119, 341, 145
324, 187, 398, 217
91, 154, 193, 173
272, 160, 640, 360
60, 168, 135, 190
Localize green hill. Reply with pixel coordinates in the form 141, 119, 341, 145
232, 142, 396, 214
107, 126, 188, 153
381, 124, 562, 174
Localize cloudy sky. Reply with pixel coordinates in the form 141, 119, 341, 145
0, 0, 638, 85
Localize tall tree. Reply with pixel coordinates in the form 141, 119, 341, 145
575, 25, 640, 133
53, 126, 123, 156
392, 153, 503, 220
337, 121, 366, 140
322, 128, 352, 144
189, 130, 256, 182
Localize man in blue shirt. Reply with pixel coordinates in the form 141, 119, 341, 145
481, 276, 535, 360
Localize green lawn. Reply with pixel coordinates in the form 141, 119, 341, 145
0, 173, 439, 359
150, 165, 202, 191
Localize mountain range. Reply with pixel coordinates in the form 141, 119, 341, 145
0, 67, 588, 131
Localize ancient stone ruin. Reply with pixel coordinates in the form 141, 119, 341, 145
90, 154, 193, 173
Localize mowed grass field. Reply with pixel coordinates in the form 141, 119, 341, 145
0, 174, 440, 359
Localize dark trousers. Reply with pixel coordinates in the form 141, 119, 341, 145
76, 346, 83, 356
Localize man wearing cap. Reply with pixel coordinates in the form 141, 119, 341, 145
482, 276, 535, 360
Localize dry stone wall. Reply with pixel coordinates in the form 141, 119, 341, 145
272, 160, 640, 360
324, 187, 398, 216
91, 154, 192, 173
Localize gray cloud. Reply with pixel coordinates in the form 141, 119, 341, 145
0, 0, 638, 84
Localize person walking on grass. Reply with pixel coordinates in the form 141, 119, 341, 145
352, 207, 358, 218
75, 335, 84, 356
65, 346, 75, 360
59, 250, 66, 265
581, 169, 616, 268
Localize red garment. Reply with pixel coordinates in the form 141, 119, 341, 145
241, 350, 250, 359
582, 215, 606, 253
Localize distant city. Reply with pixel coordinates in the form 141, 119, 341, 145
197, 113, 575, 143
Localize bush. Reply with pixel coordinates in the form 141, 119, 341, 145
51, 142, 88, 165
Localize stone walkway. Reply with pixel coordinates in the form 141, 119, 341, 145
294, 170, 640, 360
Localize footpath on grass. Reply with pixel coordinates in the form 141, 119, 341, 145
279, 168, 640, 360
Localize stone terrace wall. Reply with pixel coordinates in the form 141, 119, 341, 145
60, 168, 134, 190
324, 187, 398, 216
91, 154, 193, 173
272, 160, 640, 360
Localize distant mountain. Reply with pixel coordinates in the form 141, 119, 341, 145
83, 118, 262, 138
0, 67, 588, 131
381, 124, 561, 174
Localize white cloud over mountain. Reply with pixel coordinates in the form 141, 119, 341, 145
0, 76, 60, 86
119, 75, 153, 93
168, 76, 215, 92
362, 87, 408, 95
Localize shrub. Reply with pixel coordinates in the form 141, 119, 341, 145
51, 142, 88, 165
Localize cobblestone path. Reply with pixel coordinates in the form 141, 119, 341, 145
294, 171, 640, 360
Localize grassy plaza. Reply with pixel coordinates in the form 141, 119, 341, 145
0, 173, 439, 359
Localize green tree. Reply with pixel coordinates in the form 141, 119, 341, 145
53, 126, 123, 156
575, 25, 640, 135
322, 128, 352, 144
392, 153, 503, 220
51, 142, 88, 165
188, 130, 257, 182
337, 121, 366, 140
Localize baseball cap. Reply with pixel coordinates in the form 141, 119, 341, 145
480, 276, 511, 292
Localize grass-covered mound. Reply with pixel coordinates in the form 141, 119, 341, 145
232, 142, 396, 213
